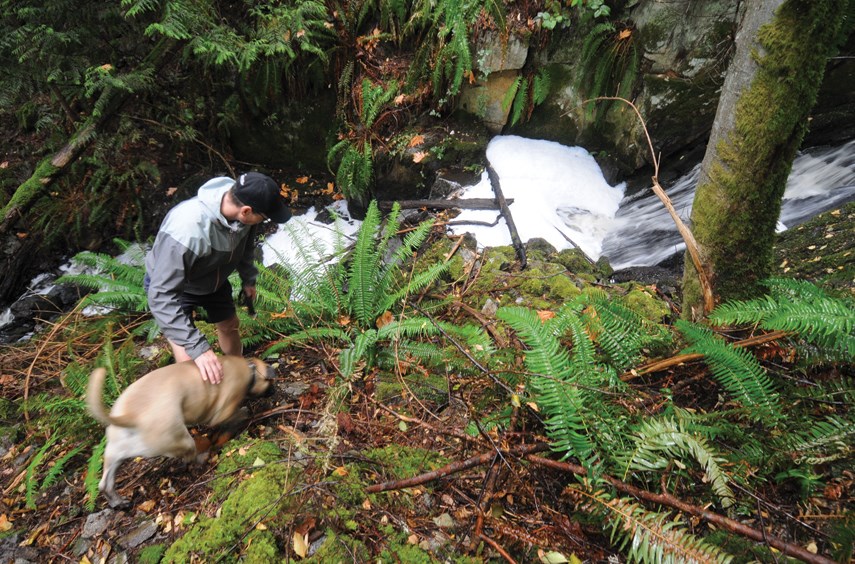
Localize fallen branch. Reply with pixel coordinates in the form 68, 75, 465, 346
486, 165, 527, 269
377, 198, 513, 211
577, 97, 714, 315
364, 443, 549, 493
525, 455, 834, 564
623, 329, 790, 380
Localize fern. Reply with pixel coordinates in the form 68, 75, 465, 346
775, 415, 855, 465
710, 278, 855, 361
568, 486, 734, 563
621, 418, 735, 509
676, 320, 780, 422
578, 21, 640, 126
41, 444, 85, 491
25, 436, 59, 509
85, 437, 106, 511
497, 305, 596, 466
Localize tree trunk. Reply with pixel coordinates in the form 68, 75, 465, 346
681, 0, 849, 320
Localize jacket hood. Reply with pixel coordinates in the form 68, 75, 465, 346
197, 176, 236, 228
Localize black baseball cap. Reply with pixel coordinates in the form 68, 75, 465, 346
234, 172, 291, 223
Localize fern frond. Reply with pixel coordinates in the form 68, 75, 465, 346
497, 306, 596, 465
340, 329, 379, 378
677, 320, 779, 422
776, 415, 855, 465
621, 418, 735, 508
85, 438, 106, 511
569, 486, 734, 563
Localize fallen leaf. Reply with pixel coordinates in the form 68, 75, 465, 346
408, 134, 425, 147
296, 176, 309, 184
537, 310, 555, 322
395, 94, 406, 105
332, 466, 348, 477
166, 186, 178, 196
0, 514, 12, 532
362, 498, 372, 510
376, 311, 394, 329
256, 522, 268, 530
617, 29, 632, 40
412, 151, 428, 163
138, 500, 156, 513
0, 161, 8, 169
99, 63, 114, 71
293, 531, 309, 558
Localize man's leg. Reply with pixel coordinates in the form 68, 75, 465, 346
216, 314, 242, 356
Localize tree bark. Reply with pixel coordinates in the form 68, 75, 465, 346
681, 0, 849, 320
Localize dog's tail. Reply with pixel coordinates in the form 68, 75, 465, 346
86, 368, 114, 426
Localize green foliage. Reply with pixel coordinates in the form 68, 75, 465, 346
676, 320, 780, 422
265, 201, 485, 379
710, 278, 855, 362
327, 79, 399, 205
57, 238, 159, 338
85, 438, 106, 512
505, 67, 554, 127
621, 417, 735, 509
568, 486, 734, 564
406, 0, 504, 101
578, 20, 640, 126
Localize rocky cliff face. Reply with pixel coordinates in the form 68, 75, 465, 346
458, 0, 853, 178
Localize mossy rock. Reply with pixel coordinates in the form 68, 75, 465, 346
620, 283, 671, 323
163, 459, 300, 563
211, 437, 285, 501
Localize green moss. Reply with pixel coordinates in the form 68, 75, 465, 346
364, 445, 450, 483
164, 461, 298, 563
621, 284, 670, 323
138, 544, 165, 564
305, 529, 371, 562
211, 437, 284, 500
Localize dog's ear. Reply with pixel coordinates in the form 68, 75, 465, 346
248, 359, 274, 397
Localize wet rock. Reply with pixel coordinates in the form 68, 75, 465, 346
117, 519, 158, 549
82, 508, 117, 538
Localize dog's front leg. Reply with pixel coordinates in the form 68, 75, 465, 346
210, 406, 250, 449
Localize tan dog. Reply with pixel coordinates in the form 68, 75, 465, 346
87, 355, 274, 508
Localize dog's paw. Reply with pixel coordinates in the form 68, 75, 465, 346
106, 494, 131, 510
195, 450, 210, 465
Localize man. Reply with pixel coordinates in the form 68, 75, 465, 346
145, 172, 291, 384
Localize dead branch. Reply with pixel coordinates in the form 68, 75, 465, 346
579, 96, 715, 314
486, 165, 527, 269
364, 443, 549, 493
525, 455, 835, 564
623, 329, 790, 380
377, 198, 514, 211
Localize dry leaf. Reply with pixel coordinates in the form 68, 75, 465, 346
362, 498, 372, 510
15, 232, 27, 239
408, 134, 425, 147
0, 514, 12, 532
256, 522, 268, 530
166, 186, 178, 196
332, 466, 349, 477
376, 311, 394, 329
537, 310, 555, 322
138, 500, 156, 513
99, 63, 114, 71
338, 315, 351, 327
618, 29, 632, 40
412, 151, 428, 163
394, 94, 406, 105
0, 161, 9, 169
293, 531, 309, 558
296, 176, 309, 184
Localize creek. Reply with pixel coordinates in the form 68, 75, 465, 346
1, 137, 852, 344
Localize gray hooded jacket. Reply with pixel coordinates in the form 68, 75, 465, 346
145, 177, 259, 359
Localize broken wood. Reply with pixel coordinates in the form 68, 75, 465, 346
487, 165, 527, 269
377, 198, 513, 211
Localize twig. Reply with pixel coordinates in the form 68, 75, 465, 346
478, 532, 519, 564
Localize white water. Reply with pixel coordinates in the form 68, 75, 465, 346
445, 136, 854, 270
602, 139, 855, 269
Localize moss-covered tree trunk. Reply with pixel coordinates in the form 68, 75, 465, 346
681, 0, 849, 320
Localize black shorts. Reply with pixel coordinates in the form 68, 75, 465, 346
145, 275, 236, 324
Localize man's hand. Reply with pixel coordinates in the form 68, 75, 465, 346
194, 349, 224, 384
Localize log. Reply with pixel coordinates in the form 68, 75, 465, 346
376, 198, 513, 211
487, 165, 527, 269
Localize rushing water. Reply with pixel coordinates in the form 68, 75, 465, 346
601, 139, 855, 270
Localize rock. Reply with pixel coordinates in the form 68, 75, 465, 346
117, 519, 158, 549
82, 508, 117, 538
